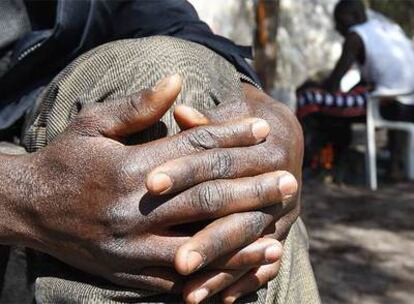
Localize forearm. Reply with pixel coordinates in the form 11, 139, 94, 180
0, 153, 34, 246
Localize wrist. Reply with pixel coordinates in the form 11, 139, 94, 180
0, 152, 40, 247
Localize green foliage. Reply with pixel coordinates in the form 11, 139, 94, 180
366, 0, 414, 37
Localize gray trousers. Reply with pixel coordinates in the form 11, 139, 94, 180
21, 36, 320, 304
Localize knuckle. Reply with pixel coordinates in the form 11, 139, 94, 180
125, 91, 145, 115
208, 150, 234, 178
241, 212, 270, 238
110, 92, 144, 127
102, 238, 126, 258
253, 179, 269, 206
71, 106, 102, 135
105, 202, 139, 238
130, 89, 164, 119
186, 127, 218, 150
256, 144, 286, 170
105, 213, 128, 238
194, 182, 226, 214
109, 271, 146, 288
114, 160, 142, 190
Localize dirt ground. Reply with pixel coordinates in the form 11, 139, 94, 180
301, 181, 414, 304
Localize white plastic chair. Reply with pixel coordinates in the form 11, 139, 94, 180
366, 90, 414, 190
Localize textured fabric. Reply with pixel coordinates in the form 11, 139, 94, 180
23, 36, 255, 151
0, 0, 259, 130
34, 220, 318, 304
265, 220, 320, 304
22, 36, 319, 304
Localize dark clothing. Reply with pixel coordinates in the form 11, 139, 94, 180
380, 101, 414, 122
0, 2, 322, 303
0, 31, 320, 304
0, 0, 259, 130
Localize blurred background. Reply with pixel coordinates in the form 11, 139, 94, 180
190, 0, 414, 107
188, 1, 414, 303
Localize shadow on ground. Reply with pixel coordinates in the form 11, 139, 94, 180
302, 181, 414, 304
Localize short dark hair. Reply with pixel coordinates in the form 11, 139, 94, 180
334, 0, 367, 22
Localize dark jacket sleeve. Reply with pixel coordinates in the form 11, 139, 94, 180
0, 0, 261, 131
111, 0, 261, 85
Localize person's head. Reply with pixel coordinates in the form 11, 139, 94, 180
334, 0, 367, 36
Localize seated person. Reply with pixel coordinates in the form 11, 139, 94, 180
0, 1, 320, 303
326, 0, 414, 120
298, 0, 414, 179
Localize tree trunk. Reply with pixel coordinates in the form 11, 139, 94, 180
254, 0, 280, 92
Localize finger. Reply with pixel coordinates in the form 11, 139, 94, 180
143, 118, 270, 192
111, 234, 189, 269
174, 105, 210, 130
74, 74, 182, 139
108, 267, 184, 293
183, 269, 247, 304
146, 144, 296, 195
174, 212, 273, 275
274, 199, 301, 240
93, 234, 188, 275
208, 238, 282, 270
175, 99, 252, 128
151, 171, 297, 226
221, 261, 281, 304
178, 100, 250, 126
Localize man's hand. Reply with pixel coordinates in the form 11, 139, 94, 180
148, 83, 304, 302
0, 76, 298, 294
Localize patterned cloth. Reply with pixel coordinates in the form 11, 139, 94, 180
297, 86, 368, 119
21, 36, 320, 304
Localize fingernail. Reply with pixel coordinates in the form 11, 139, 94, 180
265, 244, 282, 263
190, 109, 209, 124
176, 105, 209, 124
147, 172, 172, 193
153, 74, 180, 91
186, 251, 204, 274
192, 288, 209, 303
251, 119, 270, 141
278, 173, 298, 199
187, 107, 206, 120
224, 295, 239, 304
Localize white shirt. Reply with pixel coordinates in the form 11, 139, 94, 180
351, 18, 414, 104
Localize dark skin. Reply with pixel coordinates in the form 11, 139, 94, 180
168, 82, 303, 303
0, 76, 303, 303
323, 11, 366, 92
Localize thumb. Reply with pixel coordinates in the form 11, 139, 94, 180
76, 74, 182, 139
